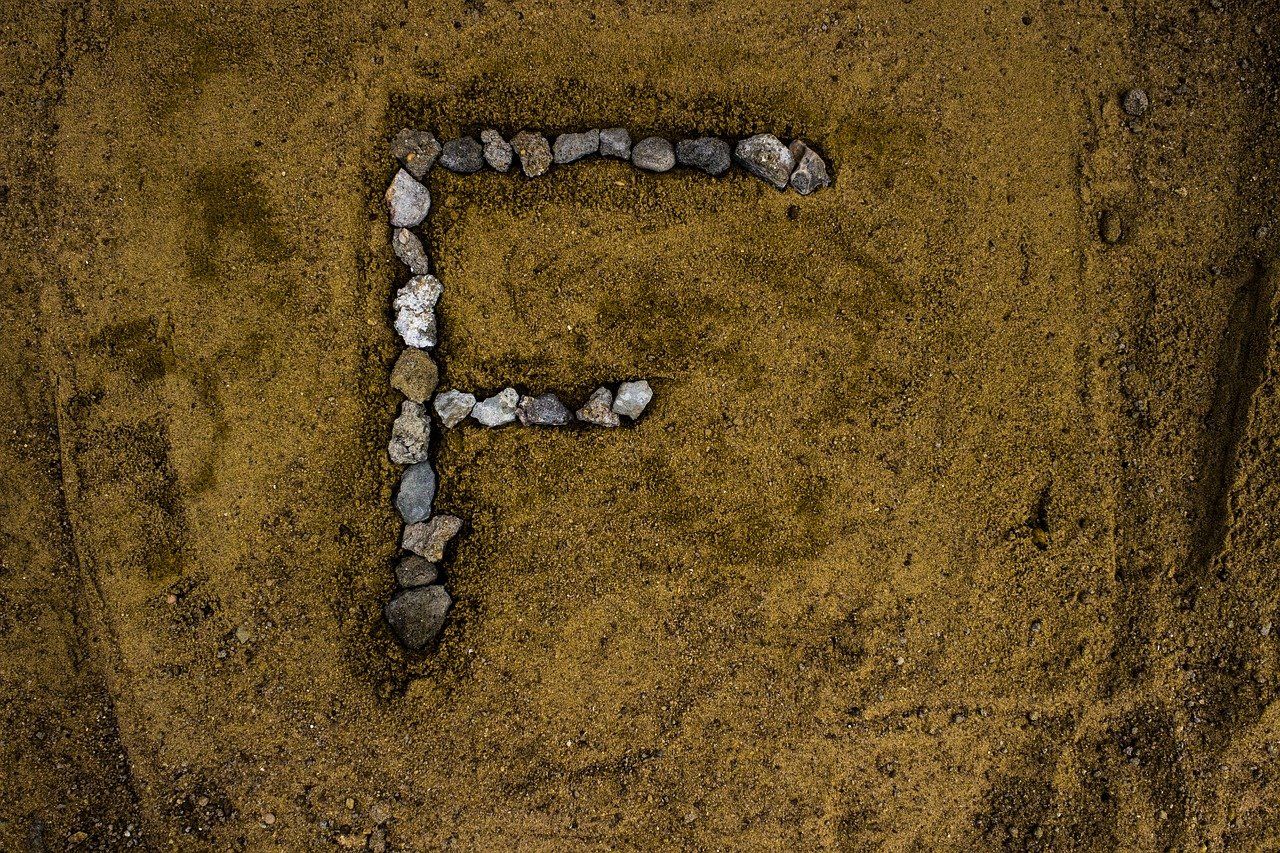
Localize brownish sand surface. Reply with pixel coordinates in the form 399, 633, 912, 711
2, 0, 1279, 849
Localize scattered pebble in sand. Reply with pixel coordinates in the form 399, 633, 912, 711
394, 461, 436, 524
394, 554, 438, 588
631, 137, 676, 172
385, 169, 431, 227
554, 130, 600, 164
433, 390, 476, 427
788, 140, 831, 195
390, 129, 441, 179
472, 388, 519, 426
390, 349, 438, 403
403, 514, 463, 562
440, 137, 484, 173
734, 133, 794, 190
481, 129, 513, 172
612, 380, 653, 419
511, 131, 552, 177
676, 137, 731, 176
393, 275, 442, 348
1100, 210, 1124, 244
599, 127, 632, 159
391, 227, 430, 275
517, 392, 572, 426
262, 813, 275, 826
576, 387, 620, 427
1122, 87, 1150, 117
384, 585, 452, 649
388, 400, 431, 464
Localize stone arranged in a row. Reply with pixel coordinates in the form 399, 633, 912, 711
432, 381, 653, 429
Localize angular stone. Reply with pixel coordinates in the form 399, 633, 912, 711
440, 137, 484, 173
395, 554, 438, 588
517, 392, 572, 426
385, 169, 432, 227
393, 275, 443, 348
394, 461, 436, 524
632, 137, 675, 172
613, 380, 653, 419
481, 129, 513, 172
787, 140, 831, 195
433, 390, 476, 428
511, 131, 553, 177
384, 585, 451, 650
388, 400, 431, 464
390, 349, 438, 403
734, 134, 794, 190
472, 387, 519, 427
553, 130, 600, 164
402, 514, 463, 562
599, 127, 632, 159
391, 227, 430, 275
390, 129, 441, 179
576, 386, 620, 427
676, 137, 731, 176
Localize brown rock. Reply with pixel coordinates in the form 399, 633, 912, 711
402, 514, 463, 562
390, 349, 438, 402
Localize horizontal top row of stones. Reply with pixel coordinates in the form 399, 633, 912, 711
389, 127, 831, 195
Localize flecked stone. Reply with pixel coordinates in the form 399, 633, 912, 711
787, 140, 831, 195
388, 400, 431, 464
440, 137, 484, 173
576, 386, 620, 427
599, 127, 632, 159
385, 169, 432, 227
734, 134, 794, 190
384, 585, 451, 649
433, 390, 476, 428
511, 131, 553, 177
390, 129, 441, 179
517, 392, 572, 426
481, 129, 513, 172
613, 380, 653, 419
553, 130, 600, 164
403, 514, 463, 562
631, 137, 675, 172
393, 275, 443, 348
1122, 87, 1150, 117
394, 461, 436, 524
1100, 210, 1124, 244
472, 387, 519, 426
676, 137, 731, 176
394, 554, 438, 588
390, 349, 438, 403
391, 228, 430, 275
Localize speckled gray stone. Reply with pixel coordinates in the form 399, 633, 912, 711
389, 400, 431, 464
433, 390, 476, 428
612, 380, 653, 419
391, 228, 430, 275
395, 461, 436, 524
481, 129, 513, 172
734, 134, 794, 190
554, 130, 599, 164
390, 349, 438, 403
676, 137, 731, 176
1122, 88, 1150, 117
402, 514, 463, 562
440, 137, 484, 173
393, 275, 442, 348
517, 392, 572, 426
385, 169, 432, 227
472, 388, 519, 427
395, 554, 438, 588
787, 140, 831, 195
511, 131, 553, 177
599, 127, 632, 159
384, 585, 451, 649
576, 387, 620, 427
632, 137, 675, 172
390, 129, 441, 179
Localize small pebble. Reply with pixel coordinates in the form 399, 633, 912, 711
390, 349, 438, 403
395, 554, 438, 588
440, 137, 484, 173
788, 140, 831, 195
517, 392, 572, 426
390, 129, 441, 179
472, 388, 519, 426
395, 461, 436, 524
599, 127, 632, 159
403, 514, 463, 562
1122, 87, 1150, 117
734, 134, 794, 190
631, 137, 676, 172
388, 400, 431, 464
385, 169, 432, 227
576, 386, 620, 427
393, 275, 443, 348
612, 380, 653, 419
235, 624, 251, 643
262, 813, 276, 826
511, 131, 553, 177
384, 585, 452, 649
481, 129, 513, 172
554, 130, 600, 164
434, 390, 476, 427
1100, 210, 1124, 244
675, 137, 731, 176
391, 228, 430, 275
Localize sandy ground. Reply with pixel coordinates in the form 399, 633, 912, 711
2, 0, 1279, 849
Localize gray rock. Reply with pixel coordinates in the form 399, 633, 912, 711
554, 130, 600, 164
1100, 210, 1124, 244
393, 275, 443, 348
676, 137, 731, 176
403, 514, 463, 562
440, 137, 484, 173
734, 134, 794, 190
434, 390, 476, 428
391, 228, 430, 275
472, 387, 519, 427
395, 554, 438, 588
576, 386, 620, 427
481, 129, 513, 172
1122, 88, 1150, 117
517, 392, 572, 426
632, 137, 675, 172
511, 131, 553, 177
787, 140, 831, 195
390, 349, 438, 402
384, 585, 451, 649
389, 400, 431, 464
599, 127, 632, 159
613, 380, 653, 419
390, 129, 441, 179
395, 461, 436, 524
385, 169, 432, 227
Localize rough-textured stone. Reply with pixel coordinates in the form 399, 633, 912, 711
481, 129, 513, 172
395, 461, 436, 524
511, 131, 553, 177
391, 228, 430, 275
402, 514, 463, 562
385, 169, 432, 227
388, 400, 431, 464
676, 137, 731, 176
734, 134, 794, 190
787, 140, 831, 195
440, 137, 484, 173
390, 129, 441, 179
599, 127, 632, 159
433, 390, 476, 428
472, 388, 519, 426
384, 585, 451, 649
1122, 87, 1150, 117
390, 349, 438, 403
517, 392, 572, 426
613, 380, 653, 419
393, 275, 443, 348
395, 554, 438, 588
632, 137, 675, 172
576, 386, 620, 427
554, 130, 600, 164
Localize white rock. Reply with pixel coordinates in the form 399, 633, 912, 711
434, 390, 476, 427
472, 388, 519, 427
393, 275, 443, 348
385, 169, 431, 227
388, 400, 431, 464
612, 380, 653, 419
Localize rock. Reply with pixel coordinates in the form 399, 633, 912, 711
517, 392, 572, 426
395, 554, 438, 588
632, 137, 676, 172
1122, 87, 1150, 117
472, 387, 519, 426
403, 514, 463, 562
576, 386, 620, 427
391, 228, 430, 275
481, 129, 513, 172
384, 585, 451, 649
390, 129, 441, 179
390, 349, 438, 402
788, 141, 831, 195
393, 275, 443, 348
599, 127, 632, 159
434, 390, 476, 427
511, 131, 553, 177
613, 380, 653, 419
394, 461, 436, 523
440, 137, 484, 173
1100, 210, 1124, 244
675, 137, 731, 176
385, 169, 432, 227
388, 400, 431, 464
734, 134, 794, 190
554, 130, 600, 164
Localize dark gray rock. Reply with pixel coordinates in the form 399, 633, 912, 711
613, 380, 653, 419
385, 169, 432, 227
395, 461, 436, 524
481, 129, 513, 172
600, 127, 632, 159
403, 514, 463, 562
433, 389, 476, 428
390, 349, 438, 403
395, 554, 438, 588
787, 140, 831, 195
1122, 88, 1150, 117
391, 228, 430, 275
389, 401, 431, 464
632, 137, 675, 172
511, 131, 553, 177
676, 137, 731, 176
390, 129, 441, 179
393, 275, 442, 348
576, 386, 620, 427
472, 388, 519, 427
440, 137, 484, 173
734, 134, 794, 190
554, 130, 600, 164
384, 585, 451, 649
517, 392, 572, 426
